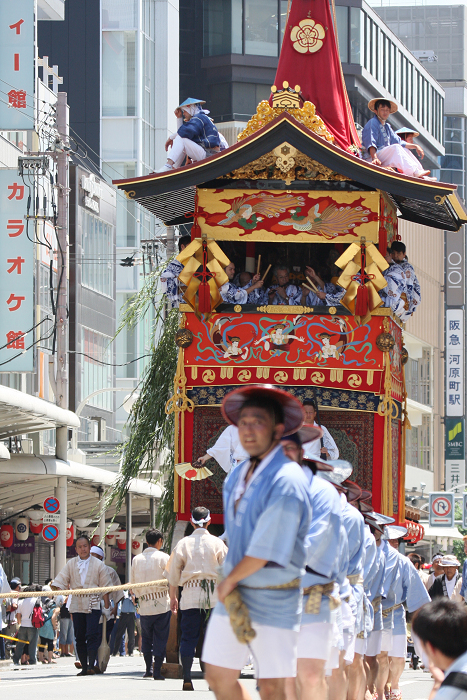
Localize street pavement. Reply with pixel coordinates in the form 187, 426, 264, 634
0, 655, 435, 699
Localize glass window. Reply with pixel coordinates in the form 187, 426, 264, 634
350, 8, 361, 65
335, 6, 348, 64
81, 209, 114, 298
203, 0, 242, 56
116, 293, 137, 378
102, 31, 136, 117
102, 119, 137, 160
102, 163, 137, 247
245, 0, 278, 57
102, 0, 137, 29
81, 328, 113, 411
232, 0, 243, 53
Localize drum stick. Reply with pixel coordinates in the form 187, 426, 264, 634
306, 276, 319, 293
261, 264, 272, 281
257, 255, 261, 276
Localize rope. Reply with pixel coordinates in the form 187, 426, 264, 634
0, 579, 169, 600
0, 632, 48, 649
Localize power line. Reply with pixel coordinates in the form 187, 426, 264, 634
69, 351, 151, 367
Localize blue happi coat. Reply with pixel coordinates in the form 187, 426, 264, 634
214, 445, 313, 630
301, 469, 343, 625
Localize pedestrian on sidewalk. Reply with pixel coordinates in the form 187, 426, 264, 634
12, 585, 41, 666
131, 529, 171, 680
111, 592, 136, 657
51, 535, 113, 676
165, 506, 228, 691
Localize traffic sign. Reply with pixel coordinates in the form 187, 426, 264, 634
42, 524, 59, 542
42, 513, 60, 525
429, 492, 455, 527
43, 497, 60, 514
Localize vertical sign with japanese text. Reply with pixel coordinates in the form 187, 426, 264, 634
0, 170, 34, 371
0, 2, 34, 131
445, 418, 465, 491
446, 309, 464, 416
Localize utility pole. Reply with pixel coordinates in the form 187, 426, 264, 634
55, 92, 69, 410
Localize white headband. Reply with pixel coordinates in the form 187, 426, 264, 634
90, 545, 104, 557
191, 511, 211, 526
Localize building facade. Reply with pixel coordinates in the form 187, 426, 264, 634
38, 0, 179, 449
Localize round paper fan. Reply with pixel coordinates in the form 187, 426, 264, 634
175, 462, 213, 481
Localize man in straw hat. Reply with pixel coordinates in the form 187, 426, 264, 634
165, 506, 227, 691
156, 98, 221, 172
362, 98, 435, 180
375, 526, 431, 700
202, 385, 316, 700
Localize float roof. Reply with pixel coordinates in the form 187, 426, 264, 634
114, 112, 467, 232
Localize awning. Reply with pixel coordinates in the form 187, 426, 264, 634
0, 384, 80, 440
0, 455, 162, 522
420, 523, 463, 540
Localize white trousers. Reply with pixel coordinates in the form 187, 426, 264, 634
377, 144, 424, 177
168, 135, 206, 168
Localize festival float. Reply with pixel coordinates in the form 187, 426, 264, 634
115, 0, 467, 526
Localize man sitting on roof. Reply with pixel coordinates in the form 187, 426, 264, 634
362, 98, 436, 181
381, 241, 421, 321
396, 126, 424, 160
156, 98, 221, 173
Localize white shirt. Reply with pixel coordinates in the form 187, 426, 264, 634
233, 444, 282, 504
77, 555, 91, 585
17, 597, 38, 628
206, 425, 249, 473
303, 423, 339, 461
446, 575, 457, 599
131, 546, 170, 615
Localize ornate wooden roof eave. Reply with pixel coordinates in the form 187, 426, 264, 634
113, 112, 467, 232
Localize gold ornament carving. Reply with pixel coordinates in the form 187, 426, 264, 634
328, 307, 337, 315
256, 305, 315, 314
238, 370, 252, 383
237, 98, 334, 143
274, 371, 288, 384
224, 146, 348, 183
175, 328, 194, 348
376, 332, 395, 353
401, 346, 409, 365
348, 374, 362, 388
234, 305, 242, 312
291, 19, 326, 54
202, 369, 216, 384
310, 371, 325, 384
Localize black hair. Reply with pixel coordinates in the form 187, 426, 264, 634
75, 534, 90, 545
10, 580, 21, 590
146, 529, 163, 546
178, 235, 191, 252
374, 99, 391, 111
192, 506, 210, 522
420, 555, 426, 565
390, 241, 406, 254
239, 397, 284, 426
412, 599, 467, 659
45, 578, 52, 585
407, 552, 421, 568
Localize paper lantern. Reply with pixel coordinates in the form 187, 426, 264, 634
15, 516, 29, 541
0, 523, 13, 548
131, 539, 142, 555
91, 535, 100, 547
116, 530, 126, 550
105, 532, 116, 546
66, 523, 74, 547
30, 518, 43, 535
